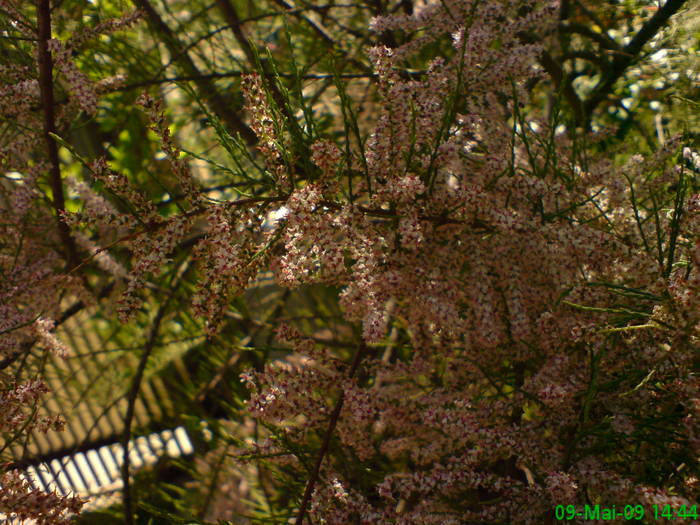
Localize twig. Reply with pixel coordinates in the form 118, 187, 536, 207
294, 340, 366, 525
216, 0, 296, 132
133, 0, 257, 144
120, 278, 178, 525
112, 71, 400, 92
269, 0, 372, 74
36, 0, 80, 270
583, 0, 687, 127
538, 49, 585, 126
120, 309, 168, 523
65, 195, 287, 276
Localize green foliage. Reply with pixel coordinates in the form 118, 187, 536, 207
1, 0, 699, 522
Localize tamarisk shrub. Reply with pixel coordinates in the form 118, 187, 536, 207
64, 0, 699, 522
230, 1, 700, 523
2, 0, 698, 523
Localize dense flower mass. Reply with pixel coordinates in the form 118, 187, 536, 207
237, 1, 700, 522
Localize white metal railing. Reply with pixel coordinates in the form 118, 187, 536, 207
3, 426, 193, 522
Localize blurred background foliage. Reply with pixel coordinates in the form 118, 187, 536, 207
1, 0, 699, 522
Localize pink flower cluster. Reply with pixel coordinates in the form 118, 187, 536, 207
46, 38, 99, 116
236, 0, 700, 522
241, 73, 291, 189
137, 93, 201, 205
193, 205, 267, 335
0, 380, 64, 436
0, 469, 83, 525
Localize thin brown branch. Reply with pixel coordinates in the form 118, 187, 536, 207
66, 195, 287, 277
269, 0, 336, 46
216, 0, 295, 124
132, 0, 257, 145
561, 50, 610, 69
113, 71, 388, 92
558, 21, 622, 52
583, 0, 687, 127
120, 287, 175, 525
538, 50, 585, 126
216, 0, 257, 66
268, 0, 373, 74
36, 0, 80, 270
294, 340, 366, 525
0, 280, 115, 371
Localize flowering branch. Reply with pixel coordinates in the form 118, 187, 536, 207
295, 340, 366, 525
